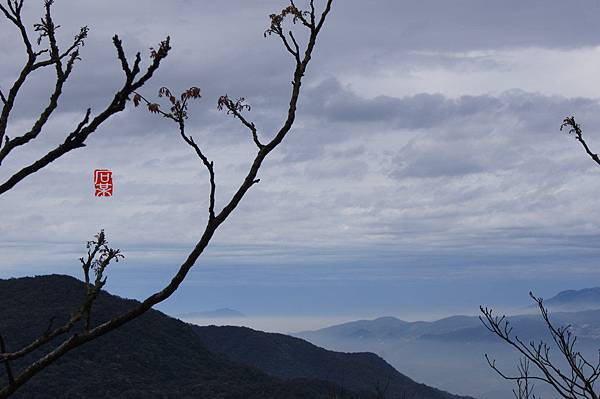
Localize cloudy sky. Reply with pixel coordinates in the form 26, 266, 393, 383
2, 0, 600, 331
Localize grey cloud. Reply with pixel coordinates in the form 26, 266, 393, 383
304, 78, 503, 128
384, 91, 600, 179
320, 0, 600, 54
6, 0, 599, 143
390, 143, 486, 178
305, 158, 369, 180
303, 79, 600, 136
4, 0, 600, 302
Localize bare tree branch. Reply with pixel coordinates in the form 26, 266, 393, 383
0, 231, 122, 366
0, 1, 34, 58
0, 35, 171, 195
561, 116, 600, 167
0, 0, 85, 147
133, 86, 216, 219
481, 293, 600, 399
0, 2, 334, 397
0, 0, 170, 195
0, 335, 14, 388
217, 95, 264, 149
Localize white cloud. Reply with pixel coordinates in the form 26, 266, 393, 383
339, 47, 600, 99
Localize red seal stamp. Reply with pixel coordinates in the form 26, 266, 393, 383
94, 169, 113, 197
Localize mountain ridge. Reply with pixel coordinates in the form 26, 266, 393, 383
0, 275, 360, 398
295, 292, 600, 399
193, 325, 473, 399
0, 275, 469, 399
541, 287, 600, 311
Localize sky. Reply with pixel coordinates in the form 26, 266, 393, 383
2, 0, 600, 332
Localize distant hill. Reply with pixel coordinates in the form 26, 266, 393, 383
297, 315, 482, 342
180, 308, 246, 319
194, 325, 473, 399
296, 311, 600, 399
0, 275, 361, 399
541, 287, 600, 311
297, 310, 600, 345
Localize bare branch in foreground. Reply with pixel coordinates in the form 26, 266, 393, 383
0, 0, 170, 195
218, 95, 264, 149
561, 116, 600, 167
0, 230, 122, 368
0, 1, 334, 397
481, 293, 600, 399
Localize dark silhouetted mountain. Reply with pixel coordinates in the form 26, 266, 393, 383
193, 325, 473, 399
179, 308, 246, 319
0, 275, 366, 399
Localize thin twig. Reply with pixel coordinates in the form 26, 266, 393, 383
561, 116, 600, 167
